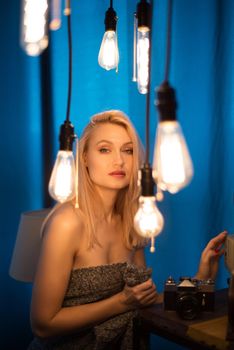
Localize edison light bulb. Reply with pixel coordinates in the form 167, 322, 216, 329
153, 121, 193, 194
49, 150, 76, 203
50, 0, 61, 30
21, 0, 49, 56
137, 28, 149, 94
98, 30, 119, 71
134, 196, 164, 239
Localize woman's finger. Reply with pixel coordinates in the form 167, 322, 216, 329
140, 291, 160, 305
202, 231, 227, 255
134, 279, 154, 292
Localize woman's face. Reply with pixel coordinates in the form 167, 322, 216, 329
84, 123, 133, 192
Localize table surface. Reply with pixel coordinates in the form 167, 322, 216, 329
140, 289, 234, 350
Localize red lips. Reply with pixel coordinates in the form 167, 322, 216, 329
109, 170, 126, 176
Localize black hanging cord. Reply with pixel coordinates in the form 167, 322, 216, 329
66, 0, 72, 122
139, 0, 154, 197
40, 37, 54, 207
58, 0, 75, 151
156, 0, 176, 123
145, 0, 153, 165
164, 0, 172, 82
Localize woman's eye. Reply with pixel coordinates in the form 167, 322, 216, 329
99, 147, 110, 153
123, 148, 133, 155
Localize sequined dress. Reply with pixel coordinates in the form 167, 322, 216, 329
28, 262, 151, 350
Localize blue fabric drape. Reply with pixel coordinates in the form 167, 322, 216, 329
0, 1, 44, 349
0, 0, 233, 348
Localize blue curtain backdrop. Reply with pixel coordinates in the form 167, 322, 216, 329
0, 0, 233, 349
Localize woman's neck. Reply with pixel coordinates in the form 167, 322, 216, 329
94, 187, 119, 223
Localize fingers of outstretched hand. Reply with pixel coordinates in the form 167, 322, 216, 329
203, 231, 227, 256
204, 247, 225, 262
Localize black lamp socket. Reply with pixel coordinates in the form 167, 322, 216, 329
59, 120, 75, 151
137, 0, 151, 29
155, 81, 177, 122
105, 6, 117, 32
140, 164, 155, 196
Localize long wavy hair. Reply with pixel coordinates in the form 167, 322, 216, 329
77, 110, 144, 249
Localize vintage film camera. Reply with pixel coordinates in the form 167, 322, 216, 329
164, 276, 215, 320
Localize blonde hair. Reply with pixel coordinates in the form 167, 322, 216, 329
78, 110, 144, 249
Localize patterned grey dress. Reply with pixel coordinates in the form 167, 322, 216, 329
28, 262, 151, 350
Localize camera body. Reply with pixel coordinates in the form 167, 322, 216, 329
164, 276, 215, 320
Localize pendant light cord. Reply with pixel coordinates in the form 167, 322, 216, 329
164, 0, 172, 82
65, 0, 72, 122
145, 0, 153, 165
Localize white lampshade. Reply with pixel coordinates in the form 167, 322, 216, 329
9, 208, 52, 282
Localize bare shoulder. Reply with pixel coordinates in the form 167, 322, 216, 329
43, 202, 84, 244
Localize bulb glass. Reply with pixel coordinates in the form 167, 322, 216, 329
49, 150, 76, 203
153, 121, 193, 193
134, 196, 164, 238
137, 28, 149, 94
98, 30, 119, 70
21, 0, 48, 56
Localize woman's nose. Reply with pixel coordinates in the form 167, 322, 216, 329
113, 151, 124, 166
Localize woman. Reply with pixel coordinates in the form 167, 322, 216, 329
28, 110, 227, 349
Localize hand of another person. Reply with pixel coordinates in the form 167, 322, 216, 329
121, 278, 160, 309
195, 231, 228, 280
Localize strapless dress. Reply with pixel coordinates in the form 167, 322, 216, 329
28, 262, 151, 350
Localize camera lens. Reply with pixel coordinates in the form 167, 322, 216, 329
176, 293, 200, 320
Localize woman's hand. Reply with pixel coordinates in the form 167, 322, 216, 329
120, 278, 160, 309
195, 231, 228, 280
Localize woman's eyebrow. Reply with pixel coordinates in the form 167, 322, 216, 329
122, 142, 133, 146
96, 140, 112, 145
96, 140, 133, 146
